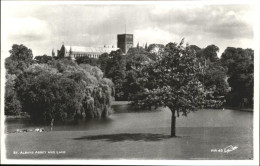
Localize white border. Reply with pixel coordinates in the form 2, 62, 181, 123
0, 0, 256, 5
253, 0, 260, 165
1, 0, 259, 165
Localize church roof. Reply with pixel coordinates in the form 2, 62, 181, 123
64, 45, 118, 53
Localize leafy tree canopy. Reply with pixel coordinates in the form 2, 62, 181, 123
98, 53, 110, 74
189, 44, 228, 108
35, 54, 54, 64
5, 74, 22, 115
221, 47, 254, 107
9, 44, 33, 62
133, 40, 204, 136
105, 50, 126, 100
189, 45, 201, 53
221, 47, 253, 76
126, 48, 151, 70
75, 56, 98, 66
15, 60, 114, 123
134, 41, 203, 112
5, 44, 34, 75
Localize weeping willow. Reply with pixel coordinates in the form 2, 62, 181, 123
16, 60, 115, 123
82, 83, 114, 119
73, 64, 115, 120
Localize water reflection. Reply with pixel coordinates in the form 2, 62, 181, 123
5, 104, 253, 133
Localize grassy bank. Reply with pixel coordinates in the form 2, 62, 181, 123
224, 106, 253, 112
4, 107, 253, 160
5, 126, 252, 160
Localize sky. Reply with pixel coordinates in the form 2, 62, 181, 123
1, 2, 255, 58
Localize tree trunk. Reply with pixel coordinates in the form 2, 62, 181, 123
171, 110, 176, 137
50, 118, 54, 132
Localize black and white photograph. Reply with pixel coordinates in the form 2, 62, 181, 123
1, 0, 259, 165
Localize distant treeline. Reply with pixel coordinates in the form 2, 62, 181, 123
75, 43, 253, 108
5, 42, 253, 123
5, 44, 114, 123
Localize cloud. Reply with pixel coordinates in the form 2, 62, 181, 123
134, 27, 181, 46
6, 17, 51, 41
1, 3, 254, 57
1, 16, 51, 57
150, 5, 253, 40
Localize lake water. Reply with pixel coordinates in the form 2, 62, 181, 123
5, 104, 253, 133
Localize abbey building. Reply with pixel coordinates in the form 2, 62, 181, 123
57, 34, 133, 59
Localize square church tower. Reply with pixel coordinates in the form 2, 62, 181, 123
117, 34, 133, 54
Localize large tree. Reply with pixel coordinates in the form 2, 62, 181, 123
34, 54, 54, 64
104, 50, 126, 100
75, 56, 98, 66
190, 45, 229, 108
123, 47, 153, 100
5, 44, 34, 115
5, 44, 34, 75
15, 60, 114, 123
15, 64, 81, 122
133, 41, 203, 137
221, 47, 253, 107
126, 47, 151, 70
98, 53, 110, 74
5, 74, 22, 115
197, 45, 219, 62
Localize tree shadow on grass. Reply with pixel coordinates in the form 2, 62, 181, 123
73, 133, 172, 142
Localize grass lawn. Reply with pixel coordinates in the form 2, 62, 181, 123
5, 125, 253, 160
